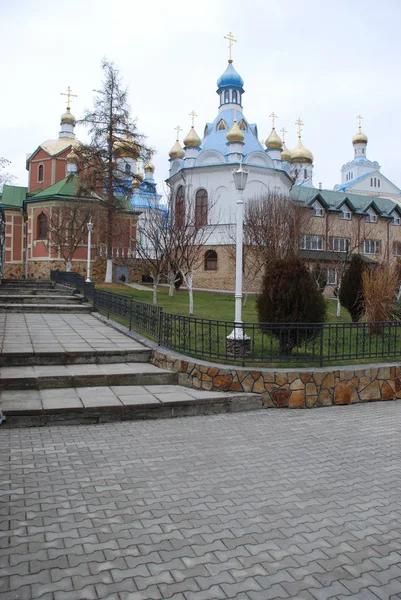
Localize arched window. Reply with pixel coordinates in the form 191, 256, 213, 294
232, 90, 238, 103
195, 189, 208, 227
205, 250, 217, 271
175, 186, 185, 229
125, 163, 131, 174
224, 90, 230, 104
37, 212, 48, 240
217, 119, 227, 131
38, 164, 44, 183
304, 169, 308, 179
238, 119, 247, 131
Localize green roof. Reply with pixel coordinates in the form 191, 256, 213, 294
300, 249, 376, 264
1, 184, 28, 208
291, 186, 399, 216
28, 176, 102, 202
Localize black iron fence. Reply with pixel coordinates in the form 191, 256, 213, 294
51, 270, 401, 366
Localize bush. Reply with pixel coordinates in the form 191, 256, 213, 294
363, 263, 398, 330
339, 255, 365, 322
311, 262, 327, 292
256, 255, 327, 354
174, 271, 183, 290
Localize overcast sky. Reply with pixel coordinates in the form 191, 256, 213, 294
1, 0, 400, 195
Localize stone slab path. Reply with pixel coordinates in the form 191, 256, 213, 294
1, 403, 401, 599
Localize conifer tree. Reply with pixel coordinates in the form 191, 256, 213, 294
77, 59, 151, 282
339, 254, 366, 322
257, 255, 327, 354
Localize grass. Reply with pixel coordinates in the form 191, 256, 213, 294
95, 283, 352, 323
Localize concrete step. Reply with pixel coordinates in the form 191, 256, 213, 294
0, 295, 83, 304
0, 362, 177, 389
1, 280, 54, 288
0, 347, 151, 367
0, 289, 71, 296
0, 303, 93, 313
0, 384, 263, 427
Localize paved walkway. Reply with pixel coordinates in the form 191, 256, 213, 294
1, 403, 401, 599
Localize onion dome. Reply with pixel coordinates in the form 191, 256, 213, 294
217, 62, 244, 91
61, 108, 76, 124
183, 126, 201, 148
352, 129, 368, 145
144, 160, 155, 172
66, 148, 79, 163
169, 140, 185, 159
226, 120, 244, 143
132, 178, 140, 189
291, 137, 313, 164
281, 143, 291, 162
265, 128, 283, 150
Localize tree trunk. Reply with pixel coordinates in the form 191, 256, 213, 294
336, 297, 341, 318
182, 271, 194, 316
66, 260, 72, 272
105, 259, 113, 283
152, 275, 159, 305
243, 290, 248, 308
167, 264, 175, 297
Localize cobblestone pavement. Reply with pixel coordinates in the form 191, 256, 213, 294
0, 314, 143, 354
1, 403, 401, 600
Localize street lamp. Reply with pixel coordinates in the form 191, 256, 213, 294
86, 216, 93, 283
227, 163, 251, 355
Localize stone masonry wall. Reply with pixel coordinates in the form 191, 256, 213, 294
152, 349, 401, 408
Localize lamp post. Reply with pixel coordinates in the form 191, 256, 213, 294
227, 163, 251, 355
86, 216, 93, 283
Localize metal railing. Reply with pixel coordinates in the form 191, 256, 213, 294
50, 270, 401, 366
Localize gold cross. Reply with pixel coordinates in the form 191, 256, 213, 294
60, 86, 77, 110
357, 114, 363, 132
269, 111, 278, 128
189, 111, 197, 127
295, 117, 304, 137
224, 31, 237, 63
281, 127, 287, 142
175, 125, 182, 140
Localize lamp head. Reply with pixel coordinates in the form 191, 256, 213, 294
233, 163, 248, 191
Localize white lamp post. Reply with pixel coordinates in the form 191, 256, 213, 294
86, 216, 93, 283
227, 163, 250, 354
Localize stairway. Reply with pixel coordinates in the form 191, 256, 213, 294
0, 309, 262, 427
0, 279, 92, 313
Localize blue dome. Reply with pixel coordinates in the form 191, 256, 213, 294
217, 62, 244, 90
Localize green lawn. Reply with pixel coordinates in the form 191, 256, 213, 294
95, 283, 351, 323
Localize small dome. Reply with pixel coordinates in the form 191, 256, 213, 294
352, 130, 368, 145
132, 178, 140, 189
66, 148, 78, 163
281, 143, 291, 162
226, 120, 245, 143
144, 161, 155, 172
291, 137, 313, 164
169, 140, 184, 159
217, 62, 244, 90
183, 126, 201, 148
265, 128, 283, 150
61, 109, 76, 124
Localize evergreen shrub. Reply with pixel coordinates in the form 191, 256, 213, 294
339, 254, 366, 322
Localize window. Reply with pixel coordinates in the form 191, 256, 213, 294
238, 119, 247, 131
125, 163, 131, 174
329, 237, 350, 253
205, 250, 217, 271
204, 125, 210, 136
224, 90, 230, 104
340, 207, 352, 220
300, 234, 323, 251
175, 185, 185, 228
370, 178, 373, 187
37, 212, 48, 240
366, 209, 377, 223
326, 267, 337, 286
312, 201, 324, 217
217, 119, 227, 131
394, 242, 401, 256
38, 164, 44, 183
378, 179, 380, 188
304, 169, 308, 180
195, 189, 208, 227
361, 239, 381, 254
392, 214, 401, 226
232, 90, 238, 103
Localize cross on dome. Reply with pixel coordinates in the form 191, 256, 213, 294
295, 118, 304, 138
224, 31, 237, 63
189, 111, 198, 127
174, 125, 182, 140
281, 127, 287, 142
60, 86, 77, 110
269, 112, 278, 128
356, 114, 364, 132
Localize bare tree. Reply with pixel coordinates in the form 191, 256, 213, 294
0, 158, 16, 191
48, 200, 96, 272
77, 59, 151, 283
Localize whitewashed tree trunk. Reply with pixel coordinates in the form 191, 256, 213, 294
182, 271, 194, 315
243, 290, 249, 308
152, 275, 160, 305
66, 260, 72, 272
336, 297, 341, 318
167, 264, 175, 297
105, 259, 113, 283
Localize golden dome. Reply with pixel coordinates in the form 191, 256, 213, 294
66, 148, 78, 163
265, 128, 282, 150
169, 140, 185, 159
144, 161, 155, 172
61, 109, 76, 124
40, 137, 76, 156
183, 126, 201, 148
291, 137, 313, 164
281, 143, 291, 162
352, 130, 368, 144
132, 178, 140, 189
226, 120, 244, 143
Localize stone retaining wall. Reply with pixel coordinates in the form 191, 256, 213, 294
152, 350, 401, 408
